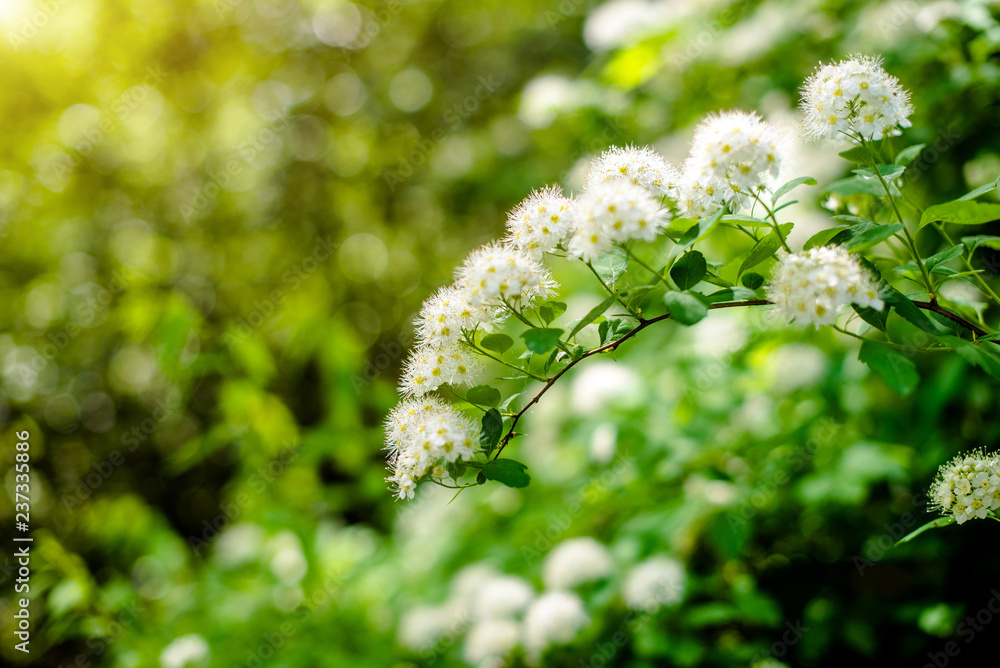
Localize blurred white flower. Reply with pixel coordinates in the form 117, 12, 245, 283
398, 603, 467, 652
159, 634, 209, 668
518, 75, 580, 128
768, 343, 829, 393
463, 619, 521, 666
570, 362, 641, 414
268, 531, 308, 585
474, 575, 536, 620
213, 523, 265, 567
584, 0, 677, 50
543, 537, 614, 590
523, 591, 590, 658
622, 556, 686, 611
589, 422, 618, 465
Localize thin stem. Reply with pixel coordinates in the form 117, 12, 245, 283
832, 324, 947, 352
749, 191, 792, 253
584, 260, 637, 316
620, 245, 675, 290
912, 300, 998, 343
464, 337, 548, 382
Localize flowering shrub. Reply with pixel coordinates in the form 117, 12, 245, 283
382, 53, 1000, 551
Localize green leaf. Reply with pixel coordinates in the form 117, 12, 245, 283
663, 291, 708, 325
923, 244, 965, 273
957, 176, 999, 201
591, 246, 629, 286
852, 304, 888, 332
771, 176, 817, 205
846, 223, 905, 251
858, 340, 919, 396
482, 458, 530, 488
824, 176, 900, 197
480, 333, 513, 355
740, 223, 794, 275
480, 408, 503, 455
670, 250, 707, 290
705, 286, 757, 303
803, 225, 851, 250
852, 164, 907, 181
938, 335, 1000, 380
895, 516, 956, 546
538, 300, 567, 325
721, 213, 772, 227
677, 207, 725, 251
839, 146, 870, 164
521, 328, 564, 354
833, 215, 877, 225
962, 235, 1000, 253
740, 272, 765, 290
883, 288, 942, 335
568, 294, 618, 339
919, 201, 1000, 229
465, 385, 501, 407
894, 144, 925, 167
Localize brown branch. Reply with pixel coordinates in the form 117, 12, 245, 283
491, 297, 998, 459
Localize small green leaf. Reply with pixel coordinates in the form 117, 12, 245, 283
883, 288, 942, 335
803, 225, 851, 250
859, 340, 919, 395
482, 458, 531, 488
920, 201, 1000, 229
664, 291, 708, 326
957, 176, 999, 201
825, 176, 900, 197
852, 304, 888, 332
521, 328, 564, 354
721, 213, 771, 227
740, 223, 794, 275
771, 176, 817, 205
895, 516, 956, 546
894, 144, 925, 167
677, 207, 724, 250
705, 286, 757, 303
838, 146, 870, 164
480, 333, 513, 355
476, 471, 486, 485
568, 294, 618, 339
852, 164, 907, 182
938, 335, 1000, 380
466, 385, 501, 407
591, 247, 629, 286
670, 250, 707, 290
961, 235, 1000, 253
480, 408, 503, 455
846, 223, 905, 251
923, 244, 965, 273
538, 300, 567, 325
741, 273, 764, 290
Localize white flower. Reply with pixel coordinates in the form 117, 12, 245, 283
930, 449, 1000, 524
213, 523, 265, 567
767, 245, 884, 327
416, 286, 497, 347
268, 531, 308, 585
159, 634, 209, 668
399, 342, 485, 397
504, 187, 575, 260
681, 110, 789, 211
463, 619, 521, 666
473, 575, 536, 620
523, 591, 590, 659
542, 537, 614, 590
622, 557, 686, 611
455, 242, 558, 308
801, 54, 913, 141
384, 397, 481, 499
398, 603, 467, 652
585, 145, 680, 198
568, 181, 669, 261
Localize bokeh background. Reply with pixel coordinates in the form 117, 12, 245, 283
1, 0, 1000, 666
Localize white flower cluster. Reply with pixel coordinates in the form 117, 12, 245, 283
679, 110, 789, 214
398, 539, 689, 666
767, 245, 884, 327
569, 181, 669, 261
159, 634, 209, 668
504, 186, 575, 259
383, 397, 480, 500
456, 242, 558, 307
801, 54, 913, 141
585, 144, 680, 198
929, 449, 1000, 524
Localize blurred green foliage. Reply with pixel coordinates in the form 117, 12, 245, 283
0, 0, 999, 666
